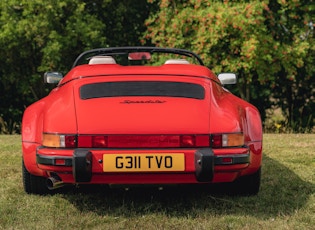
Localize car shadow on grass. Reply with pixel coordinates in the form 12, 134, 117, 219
61, 155, 314, 219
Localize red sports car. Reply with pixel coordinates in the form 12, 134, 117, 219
22, 47, 262, 195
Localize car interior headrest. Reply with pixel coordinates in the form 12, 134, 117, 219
89, 56, 116, 64
164, 59, 190, 64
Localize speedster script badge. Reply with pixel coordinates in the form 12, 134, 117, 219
121, 100, 166, 104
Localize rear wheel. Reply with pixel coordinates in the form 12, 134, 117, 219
22, 160, 50, 195
231, 167, 261, 196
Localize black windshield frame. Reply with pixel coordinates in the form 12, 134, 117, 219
73, 47, 204, 68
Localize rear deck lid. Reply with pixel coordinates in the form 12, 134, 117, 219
74, 78, 211, 134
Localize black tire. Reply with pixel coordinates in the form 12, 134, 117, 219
231, 167, 261, 196
22, 160, 50, 195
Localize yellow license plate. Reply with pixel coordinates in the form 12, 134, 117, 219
103, 153, 185, 172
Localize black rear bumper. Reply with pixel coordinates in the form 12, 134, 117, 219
36, 148, 250, 183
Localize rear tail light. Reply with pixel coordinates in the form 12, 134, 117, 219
78, 135, 108, 148
212, 135, 222, 148
211, 133, 244, 148
42, 133, 60, 147
64, 135, 76, 148
180, 135, 210, 147
93, 136, 108, 147
180, 135, 196, 147
42, 133, 76, 148
42, 133, 244, 148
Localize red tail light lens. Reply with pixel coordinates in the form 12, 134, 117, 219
180, 135, 210, 147
92, 136, 108, 147
78, 135, 210, 148
180, 135, 195, 147
107, 135, 180, 148
65, 135, 76, 148
212, 134, 222, 148
77, 135, 108, 148
77, 136, 92, 148
196, 135, 210, 147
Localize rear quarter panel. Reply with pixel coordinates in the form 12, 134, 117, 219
209, 83, 263, 174
22, 84, 77, 175
41, 84, 77, 133
209, 83, 262, 141
22, 100, 45, 175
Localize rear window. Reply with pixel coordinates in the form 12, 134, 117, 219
80, 81, 205, 100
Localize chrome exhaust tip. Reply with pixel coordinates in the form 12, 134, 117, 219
46, 176, 64, 190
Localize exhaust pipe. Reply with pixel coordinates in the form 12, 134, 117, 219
46, 175, 64, 190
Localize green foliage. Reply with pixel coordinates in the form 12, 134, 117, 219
0, 0, 105, 133
0, 0, 314, 133
0, 0, 153, 133
265, 0, 315, 132
145, 1, 279, 84
145, 0, 315, 132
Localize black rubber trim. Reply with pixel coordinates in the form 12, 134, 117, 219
73, 150, 92, 182
214, 154, 250, 165
36, 154, 72, 166
36, 151, 249, 166
195, 148, 214, 182
72, 46, 204, 67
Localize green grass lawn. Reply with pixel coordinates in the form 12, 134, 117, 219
0, 134, 314, 230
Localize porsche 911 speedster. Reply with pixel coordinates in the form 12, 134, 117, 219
22, 47, 262, 195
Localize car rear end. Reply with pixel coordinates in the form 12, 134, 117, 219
37, 70, 251, 189
23, 47, 262, 195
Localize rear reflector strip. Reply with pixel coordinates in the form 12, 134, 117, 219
55, 159, 66, 166
108, 135, 180, 148
76, 135, 210, 148
42, 133, 244, 148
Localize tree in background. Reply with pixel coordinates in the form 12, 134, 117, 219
145, 0, 314, 132
84, 0, 156, 47
0, 0, 153, 133
0, 0, 314, 133
0, 0, 105, 133
264, 0, 315, 132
